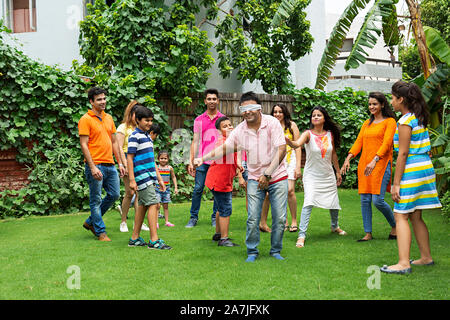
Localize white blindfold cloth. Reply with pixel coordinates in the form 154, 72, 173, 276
239, 104, 262, 113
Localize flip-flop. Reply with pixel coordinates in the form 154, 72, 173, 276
380, 265, 412, 274
289, 226, 298, 232
410, 259, 434, 266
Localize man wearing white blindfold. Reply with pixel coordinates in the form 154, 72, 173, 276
194, 91, 288, 262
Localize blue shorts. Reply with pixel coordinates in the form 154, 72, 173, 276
212, 190, 232, 217
156, 185, 171, 203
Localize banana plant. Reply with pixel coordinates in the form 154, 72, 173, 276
344, 0, 399, 71
411, 26, 450, 128
429, 97, 449, 194
313, 0, 372, 90
312, 0, 400, 89
423, 26, 450, 66
271, 0, 300, 27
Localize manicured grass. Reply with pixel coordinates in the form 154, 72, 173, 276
0, 189, 448, 300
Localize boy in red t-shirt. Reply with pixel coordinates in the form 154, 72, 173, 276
195, 116, 243, 247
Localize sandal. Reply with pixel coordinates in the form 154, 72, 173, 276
289, 225, 298, 232
331, 227, 347, 235
284, 225, 289, 231
296, 237, 305, 248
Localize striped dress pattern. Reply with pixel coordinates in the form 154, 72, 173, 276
393, 113, 441, 213
158, 166, 171, 186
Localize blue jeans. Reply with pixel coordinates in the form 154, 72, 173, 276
360, 161, 396, 233
189, 163, 217, 221
246, 179, 288, 256
84, 164, 120, 236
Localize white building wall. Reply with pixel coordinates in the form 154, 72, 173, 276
1, 0, 84, 69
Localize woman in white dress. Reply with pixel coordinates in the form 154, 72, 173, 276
286, 106, 346, 247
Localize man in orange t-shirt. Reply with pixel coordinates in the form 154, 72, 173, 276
78, 87, 125, 242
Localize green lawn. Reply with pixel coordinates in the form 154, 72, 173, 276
0, 189, 448, 300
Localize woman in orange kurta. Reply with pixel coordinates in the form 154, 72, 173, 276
341, 92, 397, 242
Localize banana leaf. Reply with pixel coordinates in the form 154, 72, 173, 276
271, 0, 299, 27
423, 26, 450, 66
413, 64, 450, 110
344, 0, 398, 71
315, 0, 372, 89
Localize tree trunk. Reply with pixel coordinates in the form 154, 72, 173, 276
405, 0, 431, 79
406, 0, 440, 131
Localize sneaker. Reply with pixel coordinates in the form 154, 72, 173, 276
212, 233, 221, 241
116, 205, 122, 215
165, 222, 175, 227
185, 218, 198, 228
148, 239, 172, 250
128, 237, 147, 247
218, 238, 239, 247
158, 213, 164, 219
211, 216, 216, 227
120, 222, 128, 232
270, 253, 285, 260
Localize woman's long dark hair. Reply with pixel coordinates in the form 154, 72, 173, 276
309, 106, 341, 149
391, 80, 430, 128
271, 103, 293, 136
368, 92, 396, 125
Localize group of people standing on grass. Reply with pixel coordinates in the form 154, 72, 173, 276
78, 80, 441, 273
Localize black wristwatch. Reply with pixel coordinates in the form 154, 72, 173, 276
264, 174, 271, 181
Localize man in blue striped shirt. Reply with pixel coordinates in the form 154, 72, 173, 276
127, 105, 172, 250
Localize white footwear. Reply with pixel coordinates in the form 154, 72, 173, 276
117, 205, 123, 215
296, 237, 305, 248
132, 222, 150, 231
331, 227, 347, 235
120, 222, 128, 232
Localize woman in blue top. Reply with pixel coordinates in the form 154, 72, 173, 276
380, 81, 441, 275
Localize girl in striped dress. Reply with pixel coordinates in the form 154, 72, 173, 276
381, 81, 441, 275
155, 150, 178, 227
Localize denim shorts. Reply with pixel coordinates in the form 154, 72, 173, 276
138, 184, 158, 206
212, 190, 232, 217
156, 185, 171, 203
